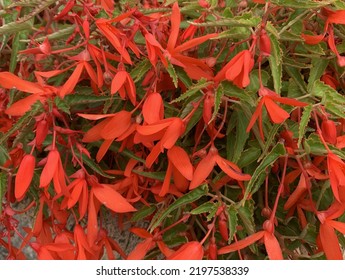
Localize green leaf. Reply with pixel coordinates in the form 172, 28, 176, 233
305, 134, 345, 159
311, 80, 345, 118
247, 70, 270, 93
284, 65, 307, 93
64, 93, 118, 106
166, 61, 178, 88
237, 200, 255, 235
190, 201, 218, 215
237, 146, 261, 168
171, 78, 212, 103
268, 33, 283, 94
106, 142, 146, 164
222, 81, 255, 106
175, 67, 192, 88
334, 0, 345, 9
182, 105, 202, 138
191, 14, 261, 27
76, 150, 115, 179
0, 172, 6, 215
54, 97, 70, 115
280, 31, 304, 42
0, 145, 9, 165
0, 101, 43, 145
210, 84, 223, 123
298, 105, 313, 148
265, 21, 279, 39
216, 27, 251, 40
300, 223, 317, 245
149, 184, 208, 232
13, 0, 56, 23
130, 59, 152, 83
20, 25, 75, 42
0, 21, 32, 35
227, 205, 238, 242
230, 109, 249, 163
131, 205, 156, 222
132, 170, 166, 181
271, 0, 335, 9
244, 143, 286, 199
258, 123, 282, 162
163, 224, 188, 247
9, 31, 28, 73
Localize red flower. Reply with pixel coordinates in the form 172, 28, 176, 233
79, 110, 133, 162
214, 50, 254, 88
190, 145, 251, 190
246, 87, 308, 139
15, 154, 35, 201
218, 227, 283, 260
111, 66, 136, 106
327, 151, 345, 202
317, 202, 345, 259
160, 146, 194, 197
168, 241, 204, 260
135, 117, 186, 168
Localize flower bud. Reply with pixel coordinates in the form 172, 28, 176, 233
259, 29, 271, 56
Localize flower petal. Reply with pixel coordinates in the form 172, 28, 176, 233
218, 231, 265, 254
319, 222, 343, 260
15, 155, 35, 201
168, 146, 193, 180
264, 232, 283, 260
93, 184, 136, 213
190, 152, 216, 190
215, 155, 251, 181
168, 241, 204, 260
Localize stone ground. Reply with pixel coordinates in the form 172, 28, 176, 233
0, 205, 144, 260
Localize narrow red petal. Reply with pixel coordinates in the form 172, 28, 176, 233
160, 162, 173, 197
145, 142, 163, 168
5, 94, 45, 117
67, 179, 84, 209
127, 238, 154, 260
246, 98, 264, 133
78, 113, 115, 120
319, 222, 343, 260
215, 155, 251, 181
111, 71, 127, 94
301, 33, 325, 45
327, 220, 345, 235
82, 118, 112, 143
87, 191, 99, 246
168, 146, 193, 180
327, 10, 345, 25
161, 118, 184, 149
40, 150, 60, 188
264, 232, 283, 260
168, 241, 204, 260
15, 155, 35, 201
93, 184, 136, 213
167, 2, 180, 51
96, 139, 114, 162
173, 33, 217, 53
59, 63, 84, 98
101, 111, 132, 140
143, 93, 164, 124
264, 97, 290, 124
190, 152, 216, 190
0, 72, 43, 93
218, 231, 265, 254
136, 119, 172, 135
284, 175, 307, 210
